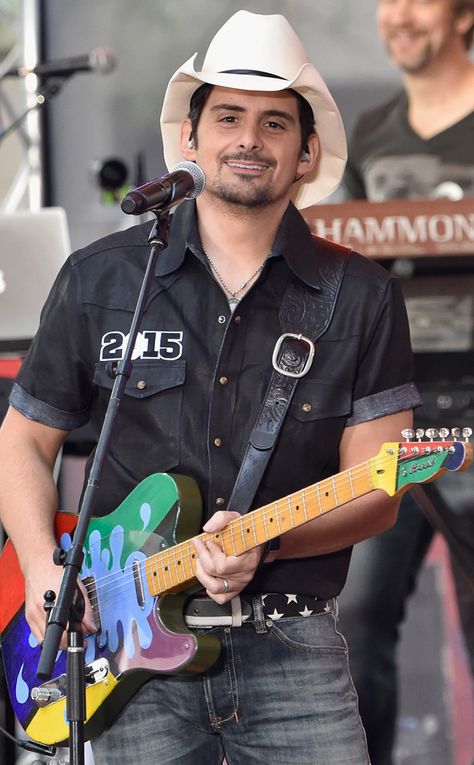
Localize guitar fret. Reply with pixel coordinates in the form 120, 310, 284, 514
174, 555, 184, 583
251, 516, 258, 546
168, 554, 177, 583
302, 490, 308, 520
321, 480, 333, 512
156, 561, 164, 592
181, 546, 190, 578
241, 517, 256, 552
229, 528, 237, 556
263, 507, 271, 540
161, 556, 170, 588
240, 519, 246, 551
332, 476, 338, 505
275, 502, 282, 534
288, 495, 295, 528
348, 468, 356, 499
190, 543, 197, 575
316, 483, 323, 514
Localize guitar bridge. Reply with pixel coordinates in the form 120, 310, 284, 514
30, 658, 110, 708
85, 657, 109, 685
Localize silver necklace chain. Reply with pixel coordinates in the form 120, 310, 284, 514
203, 248, 267, 300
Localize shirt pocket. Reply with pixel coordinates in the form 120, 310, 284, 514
289, 379, 352, 423
262, 379, 353, 495
93, 359, 186, 471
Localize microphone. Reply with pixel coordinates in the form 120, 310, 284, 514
120, 161, 206, 215
6, 47, 117, 78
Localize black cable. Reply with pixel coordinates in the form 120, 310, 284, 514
0, 722, 57, 758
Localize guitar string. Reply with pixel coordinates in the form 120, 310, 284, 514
76, 447, 454, 610
83, 474, 455, 611
80, 445, 455, 606
82, 453, 386, 599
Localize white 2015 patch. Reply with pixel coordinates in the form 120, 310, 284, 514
100, 330, 183, 361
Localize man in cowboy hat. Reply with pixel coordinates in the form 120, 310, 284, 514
0, 10, 420, 764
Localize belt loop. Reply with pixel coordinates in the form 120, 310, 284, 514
252, 594, 268, 634
231, 596, 243, 627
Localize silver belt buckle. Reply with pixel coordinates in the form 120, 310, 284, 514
272, 333, 315, 378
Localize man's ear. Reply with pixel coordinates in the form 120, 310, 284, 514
296, 133, 319, 178
180, 119, 196, 159
455, 8, 474, 39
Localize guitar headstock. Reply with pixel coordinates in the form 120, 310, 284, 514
373, 427, 473, 496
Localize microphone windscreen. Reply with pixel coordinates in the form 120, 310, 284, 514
171, 161, 206, 198
90, 48, 118, 74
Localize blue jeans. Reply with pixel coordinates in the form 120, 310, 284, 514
92, 602, 369, 764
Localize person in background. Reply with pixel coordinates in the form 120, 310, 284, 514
341, 1, 474, 763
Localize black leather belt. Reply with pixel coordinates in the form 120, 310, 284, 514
184, 593, 335, 628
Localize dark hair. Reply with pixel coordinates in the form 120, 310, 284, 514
454, 0, 474, 49
187, 83, 316, 153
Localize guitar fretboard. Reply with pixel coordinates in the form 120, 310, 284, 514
144, 458, 377, 597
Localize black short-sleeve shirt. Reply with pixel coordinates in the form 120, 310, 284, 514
11, 201, 420, 597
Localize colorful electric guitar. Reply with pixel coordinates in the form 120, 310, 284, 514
0, 429, 471, 746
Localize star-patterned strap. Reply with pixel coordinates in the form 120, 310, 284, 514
261, 593, 334, 621
183, 593, 335, 627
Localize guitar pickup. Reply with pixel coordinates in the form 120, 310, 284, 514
82, 575, 102, 631
132, 558, 146, 609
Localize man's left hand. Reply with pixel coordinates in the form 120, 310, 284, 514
192, 511, 265, 603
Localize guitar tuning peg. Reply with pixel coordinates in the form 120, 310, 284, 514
438, 428, 450, 440
462, 427, 473, 441
451, 427, 461, 440
401, 428, 415, 441
415, 428, 425, 441
425, 428, 439, 441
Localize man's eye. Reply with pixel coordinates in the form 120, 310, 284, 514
219, 115, 238, 123
265, 121, 285, 130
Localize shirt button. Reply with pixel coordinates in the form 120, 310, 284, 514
219, 376, 229, 385
234, 315, 241, 324
136, 380, 146, 390
302, 402, 312, 413
216, 497, 226, 506
213, 437, 223, 447
218, 315, 226, 324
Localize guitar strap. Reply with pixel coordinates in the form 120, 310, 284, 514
227, 238, 349, 517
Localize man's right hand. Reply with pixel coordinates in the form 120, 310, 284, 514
24, 555, 97, 649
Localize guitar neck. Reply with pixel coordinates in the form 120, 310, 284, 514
145, 455, 380, 597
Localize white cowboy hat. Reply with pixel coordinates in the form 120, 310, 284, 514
160, 10, 347, 209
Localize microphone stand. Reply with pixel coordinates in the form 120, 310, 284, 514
36, 211, 171, 765
0, 75, 71, 144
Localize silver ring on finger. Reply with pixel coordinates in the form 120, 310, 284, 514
223, 578, 229, 594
